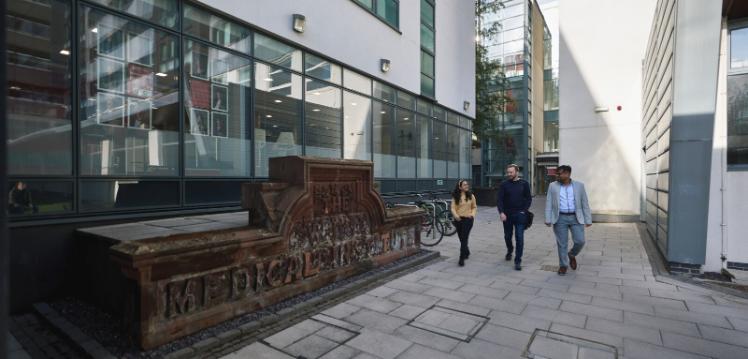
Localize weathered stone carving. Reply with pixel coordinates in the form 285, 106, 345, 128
94, 157, 422, 349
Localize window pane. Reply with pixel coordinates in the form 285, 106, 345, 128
433, 121, 446, 177
417, 99, 432, 116
396, 109, 416, 178
305, 53, 341, 84
397, 91, 415, 110
305, 79, 342, 158
79, 6, 180, 176
728, 73, 748, 165
183, 4, 251, 53
254, 62, 303, 176
460, 129, 471, 178
447, 125, 460, 177
420, 0, 434, 28
7, 0, 72, 175
356, 0, 374, 10
433, 106, 445, 122
7, 180, 73, 216
80, 180, 179, 211
417, 115, 432, 178
376, 0, 399, 27
344, 91, 372, 160
373, 102, 395, 177
254, 33, 302, 71
421, 75, 434, 98
344, 69, 371, 95
421, 27, 435, 53
87, 0, 177, 29
374, 81, 396, 103
185, 180, 241, 205
731, 27, 748, 69
421, 51, 434, 77
184, 41, 252, 177
447, 111, 459, 126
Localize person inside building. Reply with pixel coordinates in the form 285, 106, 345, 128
8, 181, 36, 215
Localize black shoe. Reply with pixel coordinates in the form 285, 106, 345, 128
505, 253, 512, 261
459, 258, 465, 266
514, 263, 522, 271
466, 251, 470, 259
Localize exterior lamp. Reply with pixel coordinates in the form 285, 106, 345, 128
463, 101, 471, 111
380, 59, 391, 73
292, 14, 306, 33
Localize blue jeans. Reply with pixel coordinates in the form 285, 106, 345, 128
502, 212, 526, 264
553, 214, 586, 268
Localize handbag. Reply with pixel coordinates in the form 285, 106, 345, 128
526, 211, 534, 229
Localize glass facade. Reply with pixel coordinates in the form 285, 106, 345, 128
480, 0, 532, 187
728, 25, 748, 168
6, 0, 472, 220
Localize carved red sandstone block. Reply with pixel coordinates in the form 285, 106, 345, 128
97, 156, 424, 349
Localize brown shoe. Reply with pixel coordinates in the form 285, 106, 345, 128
558, 266, 567, 276
568, 253, 577, 270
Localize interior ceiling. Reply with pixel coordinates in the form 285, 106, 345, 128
724, 0, 748, 20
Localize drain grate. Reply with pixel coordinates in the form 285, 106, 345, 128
523, 329, 618, 359
406, 305, 489, 342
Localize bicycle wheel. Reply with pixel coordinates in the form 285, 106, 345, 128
420, 213, 444, 246
437, 210, 457, 236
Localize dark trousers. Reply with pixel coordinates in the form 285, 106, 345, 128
456, 217, 474, 259
503, 212, 526, 264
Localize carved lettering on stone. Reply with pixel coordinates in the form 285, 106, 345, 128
166, 278, 198, 318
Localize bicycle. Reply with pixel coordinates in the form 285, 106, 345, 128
414, 194, 447, 246
417, 193, 457, 238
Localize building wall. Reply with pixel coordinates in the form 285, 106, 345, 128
198, 0, 475, 117
559, 0, 656, 217
531, 1, 546, 194
705, 20, 748, 272
642, 0, 676, 255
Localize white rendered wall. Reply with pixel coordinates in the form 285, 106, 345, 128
197, 0, 475, 117
559, 0, 656, 216
705, 22, 748, 272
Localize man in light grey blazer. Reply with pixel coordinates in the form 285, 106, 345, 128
545, 165, 592, 275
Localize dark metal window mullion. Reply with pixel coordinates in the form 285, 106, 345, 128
72, 2, 80, 214
178, 0, 186, 207
249, 33, 256, 178
301, 52, 306, 156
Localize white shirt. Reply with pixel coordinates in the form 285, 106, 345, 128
559, 182, 576, 213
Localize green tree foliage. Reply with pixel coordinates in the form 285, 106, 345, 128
474, 0, 507, 141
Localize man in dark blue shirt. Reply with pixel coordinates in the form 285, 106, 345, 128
497, 164, 532, 270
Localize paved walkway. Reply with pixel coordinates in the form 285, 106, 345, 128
221, 201, 748, 359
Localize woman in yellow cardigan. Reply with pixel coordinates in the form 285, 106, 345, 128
451, 180, 477, 266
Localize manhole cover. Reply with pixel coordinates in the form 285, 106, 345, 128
406, 305, 489, 342
539, 265, 558, 272
523, 329, 618, 359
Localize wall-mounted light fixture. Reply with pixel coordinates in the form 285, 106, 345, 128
292, 14, 306, 33
594, 106, 609, 113
380, 59, 391, 73
463, 101, 471, 111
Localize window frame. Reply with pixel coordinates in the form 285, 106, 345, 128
727, 21, 748, 171
350, 0, 401, 33
420, 0, 435, 99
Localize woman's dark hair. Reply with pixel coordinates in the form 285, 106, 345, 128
452, 180, 473, 204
